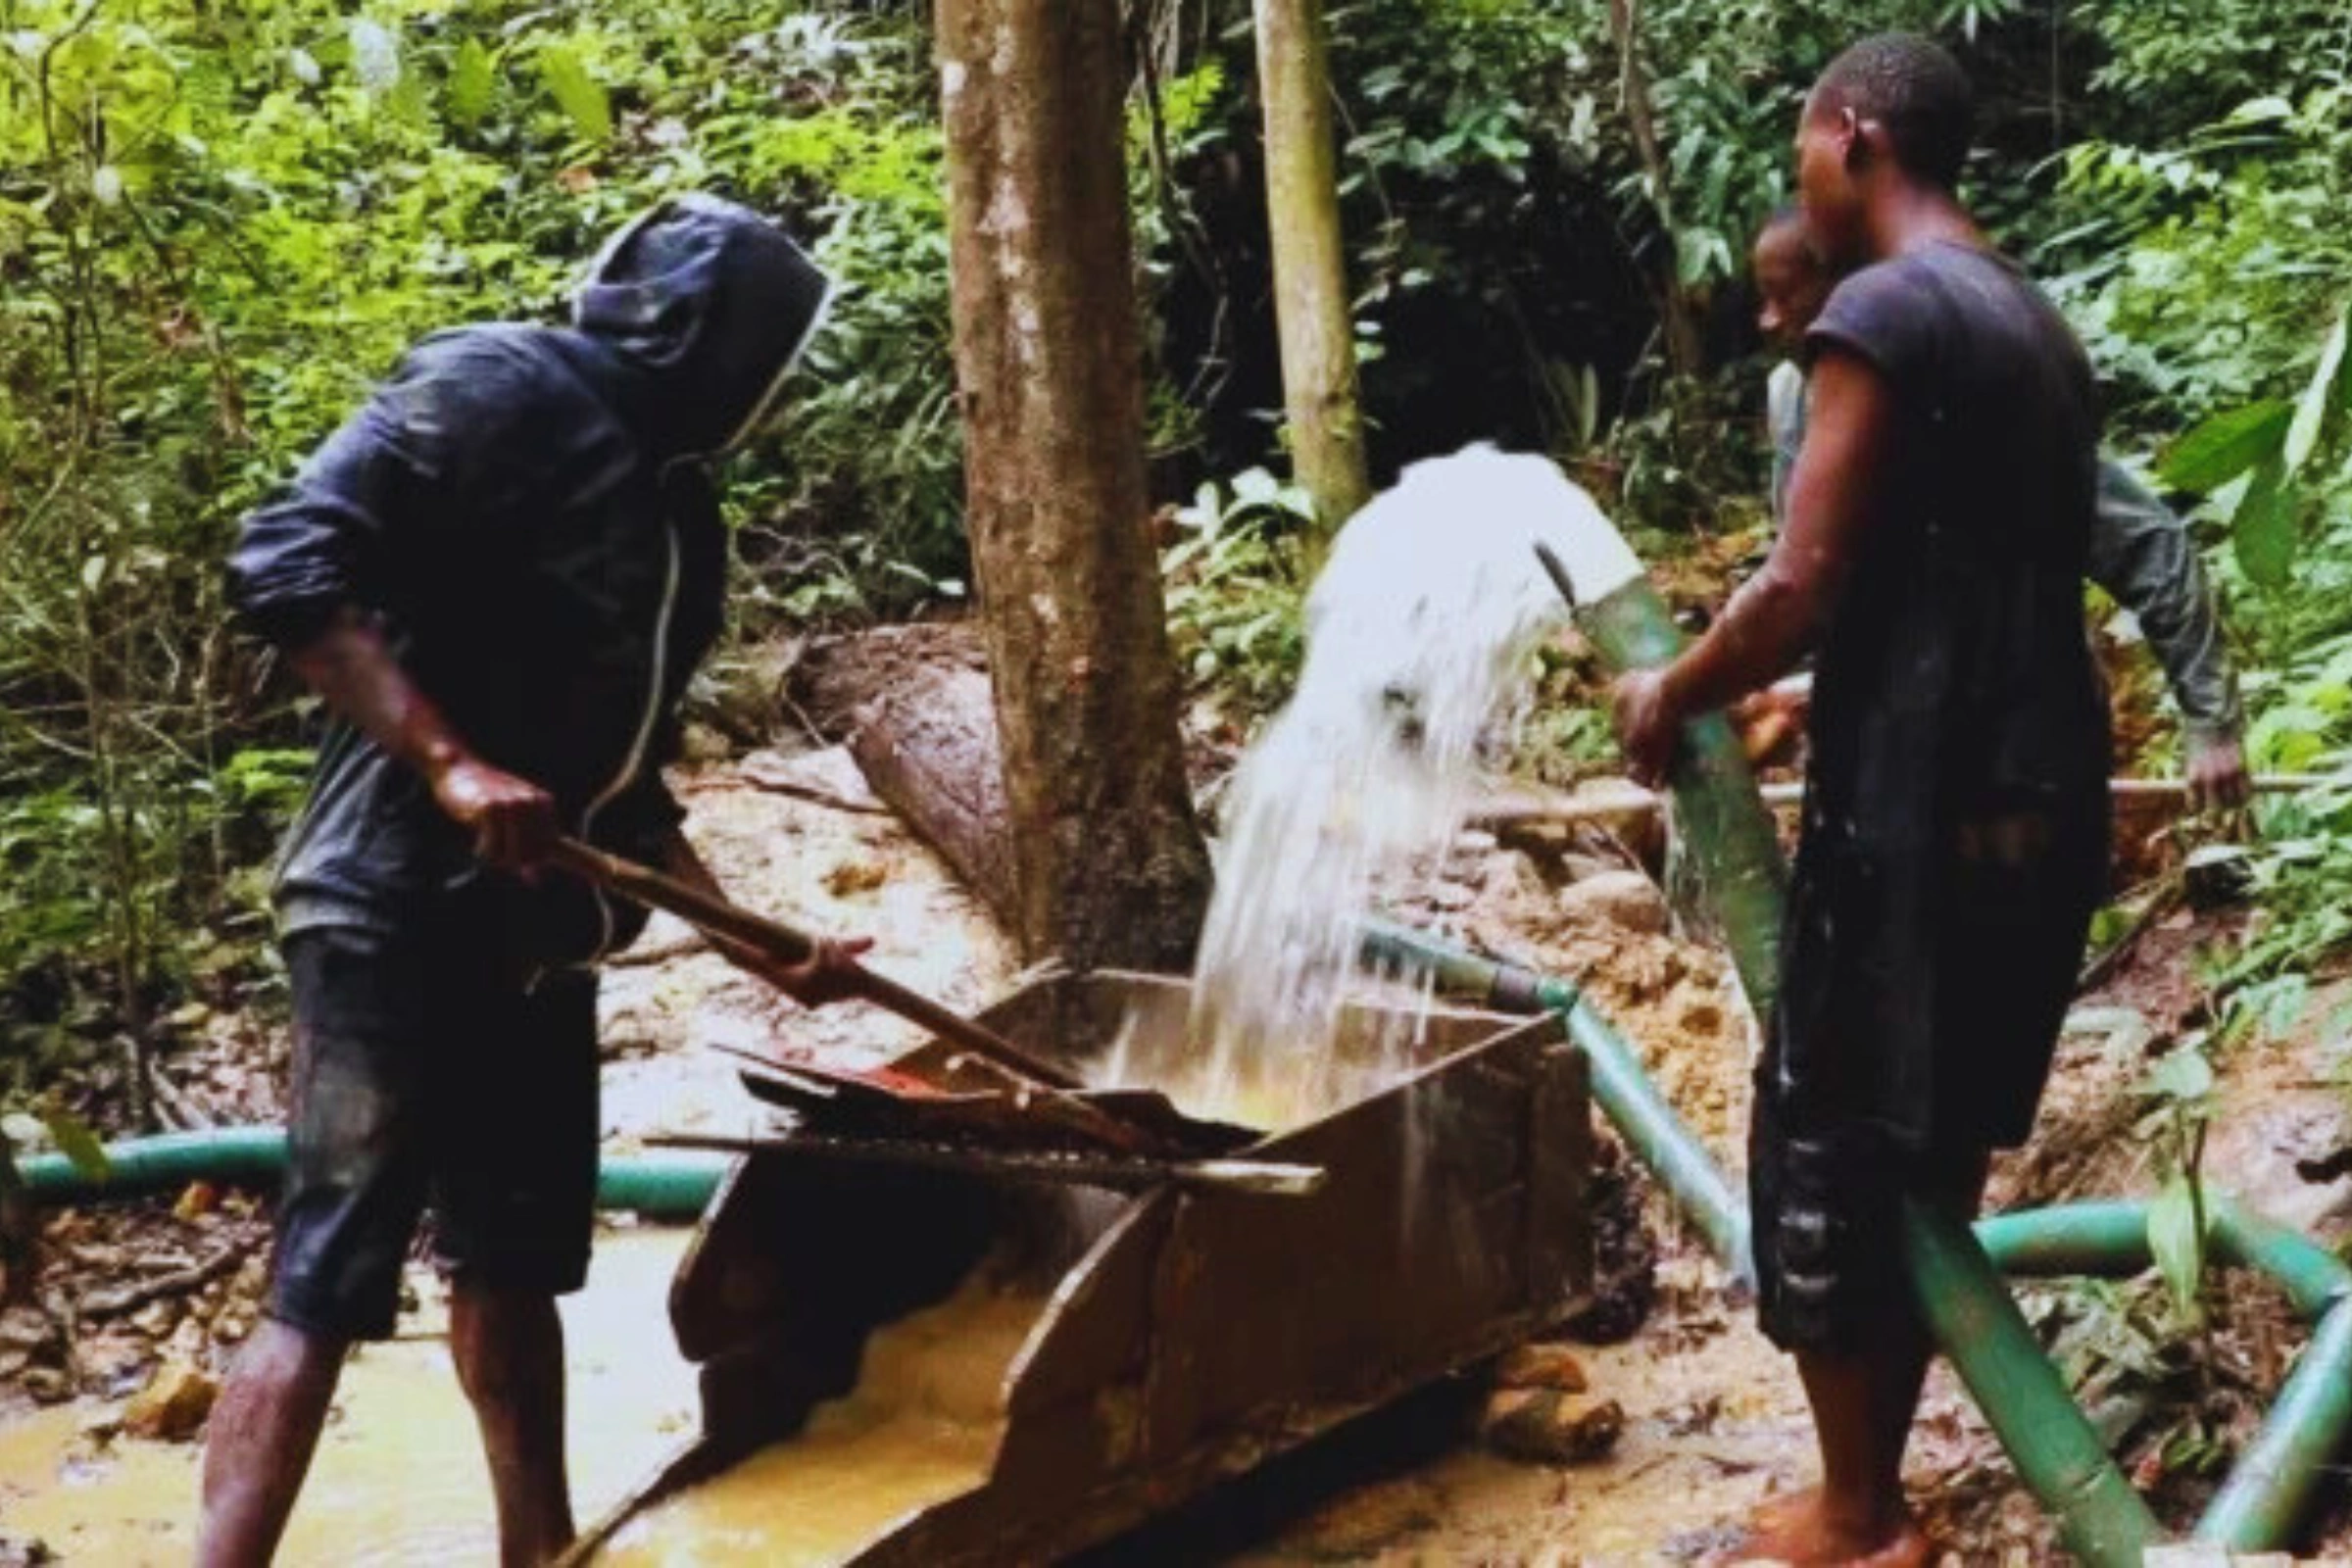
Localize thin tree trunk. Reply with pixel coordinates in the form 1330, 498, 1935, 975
0, 1133, 32, 1304
1605, 0, 1702, 377
937, 0, 1213, 972
1253, 0, 1370, 532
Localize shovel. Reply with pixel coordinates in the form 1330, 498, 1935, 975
547, 837, 1265, 1161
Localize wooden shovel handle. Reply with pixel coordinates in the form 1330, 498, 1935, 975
546, 837, 1086, 1093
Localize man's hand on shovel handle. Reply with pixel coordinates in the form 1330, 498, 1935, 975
430, 755, 559, 874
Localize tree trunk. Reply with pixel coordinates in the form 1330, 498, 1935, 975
936, 0, 1214, 972
1605, 0, 1703, 378
1253, 0, 1371, 532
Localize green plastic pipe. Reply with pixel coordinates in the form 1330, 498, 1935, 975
16, 1128, 727, 1219
2197, 1200, 2352, 1549
1577, 577, 1788, 1022
1360, 917, 1751, 1279
1976, 1200, 2152, 1278
1904, 1201, 2165, 1561
2198, 1300, 2352, 1548
2210, 1198, 2352, 1322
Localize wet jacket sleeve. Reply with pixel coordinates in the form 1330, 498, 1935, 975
227, 345, 510, 651
2084, 460, 2245, 746
1767, 361, 1806, 531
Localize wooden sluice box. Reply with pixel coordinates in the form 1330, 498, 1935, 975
573, 971, 1591, 1566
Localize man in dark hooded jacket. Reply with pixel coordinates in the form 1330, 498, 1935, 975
201, 195, 856, 1567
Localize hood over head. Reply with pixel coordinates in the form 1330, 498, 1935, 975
570, 194, 833, 457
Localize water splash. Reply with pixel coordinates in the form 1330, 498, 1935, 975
1184, 445, 1640, 1125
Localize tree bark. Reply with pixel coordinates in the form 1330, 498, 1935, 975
936, 0, 1214, 972
1605, 0, 1703, 378
1253, 0, 1371, 532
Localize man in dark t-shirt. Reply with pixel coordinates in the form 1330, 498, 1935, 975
1613, 35, 2109, 1564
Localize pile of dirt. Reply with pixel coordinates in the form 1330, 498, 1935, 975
1389, 824, 1756, 1178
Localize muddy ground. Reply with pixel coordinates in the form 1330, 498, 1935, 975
6, 713, 2352, 1563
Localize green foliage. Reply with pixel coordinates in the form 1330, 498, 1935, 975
2138, 1045, 2215, 1324
1160, 468, 1314, 716
2158, 304, 2351, 589
0, 0, 959, 1111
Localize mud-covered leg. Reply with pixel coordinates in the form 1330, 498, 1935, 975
197, 1320, 350, 1568
453, 1283, 575, 1567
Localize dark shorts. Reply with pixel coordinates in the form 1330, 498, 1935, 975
1747, 1081, 1926, 1352
269, 924, 600, 1341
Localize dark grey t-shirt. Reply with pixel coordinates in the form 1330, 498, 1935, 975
1771, 240, 2111, 1152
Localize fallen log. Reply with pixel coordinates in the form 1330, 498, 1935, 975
788, 624, 1023, 923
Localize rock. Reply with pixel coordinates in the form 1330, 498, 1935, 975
0, 1534, 56, 1566
1480, 1388, 1624, 1465
164, 1318, 209, 1363
1558, 870, 1669, 936
0, 1306, 56, 1358
76, 1404, 124, 1446
1495, 1342, 1590, 1393
1427, 879, 1477, 912
172, 1181, 220, 1221
823, 858, 888, 897
1559, 852, 1622, 885
122, 1359, 219, 1442
131, 1299, 180, 1339
19, 1369, 73, 1405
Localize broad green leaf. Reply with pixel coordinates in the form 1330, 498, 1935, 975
2284, 311, 2349, 475
447, 38, 496, 129
2160, 400, 2291, 492
538, 43, 611, 146
2145, 1046, 2214, 1102
2147, 1175, 2205, 1319
2224, 96, 2295, 124
2231, 454, 2298, 589
1231, 467, 1280, 506
41, 1106, 109, 1181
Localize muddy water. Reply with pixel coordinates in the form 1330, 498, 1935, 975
599, 1268, 1044, 1566
0, 1228, 695, 1566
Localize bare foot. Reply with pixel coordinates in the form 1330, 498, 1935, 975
1714, 1489, 1935, 1567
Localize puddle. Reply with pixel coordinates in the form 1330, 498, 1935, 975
0, 1228, 695, 1566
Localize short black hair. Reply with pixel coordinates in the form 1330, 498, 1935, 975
1812, 32, 1974, 190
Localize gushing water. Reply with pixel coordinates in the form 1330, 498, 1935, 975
1182, 446, 1642, 1125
